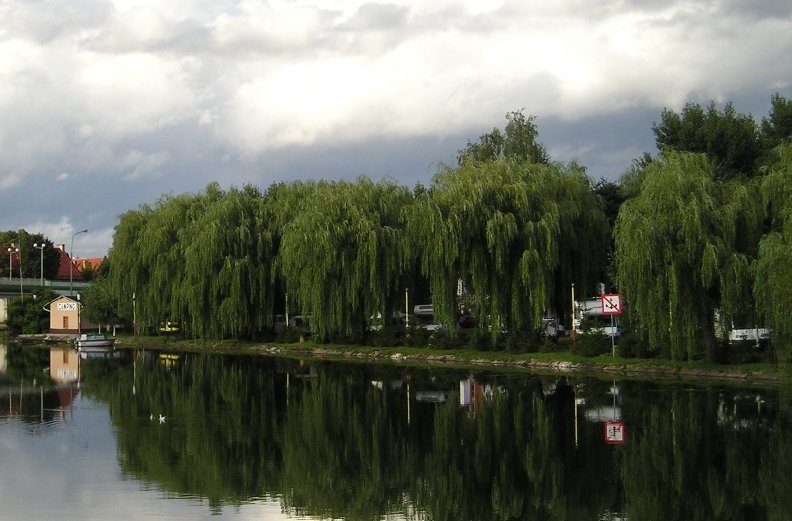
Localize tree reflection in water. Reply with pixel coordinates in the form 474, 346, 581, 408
77, 350, 785, 520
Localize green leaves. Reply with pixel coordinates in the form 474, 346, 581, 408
279, 177, 412, 339
754, 142, 792, 356
615, 151, 761, 360
407, 158, 607, 340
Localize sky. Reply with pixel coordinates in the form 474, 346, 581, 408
1, 0, 791, 257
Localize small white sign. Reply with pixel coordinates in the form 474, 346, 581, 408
57, 302, 78, 311
601, 294, 622, 315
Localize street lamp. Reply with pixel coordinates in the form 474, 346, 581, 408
8, 246, 21, 300
6, 247, 15, 280
33, 243, 45, 286
70, 229, 88, 296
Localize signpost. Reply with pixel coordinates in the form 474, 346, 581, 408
601, 293, 622, 357
601, 294, 622, 315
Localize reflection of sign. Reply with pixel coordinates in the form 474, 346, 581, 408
57, 302, 78, 311
57, 369, 78, 380
601, 294, 622, 315
605, 421, 626, 445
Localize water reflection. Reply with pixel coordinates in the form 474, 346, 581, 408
1, 341, 789, 520
1, 345, 81, 428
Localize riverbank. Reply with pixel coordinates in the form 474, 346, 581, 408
109, 336, 784, 386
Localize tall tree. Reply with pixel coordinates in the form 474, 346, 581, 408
0, 230, 60, 280
180, 184, 274, 338
407, 158, 608, 340
759, 93, 792, 163
614, 151, 760, 361
109, 183, 275, 339
754, 142, 792, 361
653, 101, 759, 179
278, 178, 412, 340
458, 111, 549, 165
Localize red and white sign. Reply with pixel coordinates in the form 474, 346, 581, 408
601, 294, 622, 315
604, 421, 626, 445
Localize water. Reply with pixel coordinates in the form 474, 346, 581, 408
1, 343, 789, 520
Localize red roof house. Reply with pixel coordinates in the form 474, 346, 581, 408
54, 245, 83, 281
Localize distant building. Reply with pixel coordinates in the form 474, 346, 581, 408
53, 244, 83, 282
47, 295, 81, 334
73, 256, 107, 277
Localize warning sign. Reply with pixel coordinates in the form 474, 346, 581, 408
604, 421, 626, 445
601, 294, 622, 315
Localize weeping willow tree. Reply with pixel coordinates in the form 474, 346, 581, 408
406, 158, 607, 339
110, 184, 222, 334
278, 177, 412, 340
109, 183, 275, 339
614, 150, 761, 361
755, 142, 792, 361
180, 184, 275, 338
107, 204, 152, 318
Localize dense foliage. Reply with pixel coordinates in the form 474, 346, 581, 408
6, 96, 791, 364
614, 151, 761, 361
0, 230, 61, 281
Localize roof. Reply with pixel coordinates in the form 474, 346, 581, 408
46, 295, 79, 306
54, 250, 83, 281
74, 257, 106, 271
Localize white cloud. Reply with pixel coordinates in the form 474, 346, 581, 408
0, 0, 790, 256
118, 149, 172, 180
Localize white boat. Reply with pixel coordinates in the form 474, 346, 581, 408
75, 333, 116, 352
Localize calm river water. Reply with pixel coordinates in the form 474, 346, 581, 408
0, 342, 789, 520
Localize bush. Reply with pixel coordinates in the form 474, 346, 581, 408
616, 329, 641, 358
277, 326, 307, 344
503, 331, 541, 353
427, 329, 467, 350
5, 289, 59, 335
368, 326, 404, 347
406, 327, 433, 348
572, 331, 611, 357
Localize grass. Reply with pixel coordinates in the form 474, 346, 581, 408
111, 332, 784, 385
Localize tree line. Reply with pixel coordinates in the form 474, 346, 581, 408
102, 95, 792, 362
13, 94, 792, 363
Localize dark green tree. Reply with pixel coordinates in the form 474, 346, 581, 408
458, 110, 549, 165
0, 230, 60, 281
82, 276, 125, 332
653, 101, 760, 179
759, 93, 792, 163
754, 142, 792, 361
4, 288, 60, 335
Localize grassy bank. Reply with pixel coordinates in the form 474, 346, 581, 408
112, 334, 784, 387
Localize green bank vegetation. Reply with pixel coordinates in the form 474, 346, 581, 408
7, 96, 792, 368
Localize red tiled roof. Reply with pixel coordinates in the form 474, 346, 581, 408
54, 250, 83, 281
74, 257, 106, 271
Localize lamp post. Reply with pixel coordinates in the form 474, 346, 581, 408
33, 243, 45, 286
6, 246, 14, 280
70, 229, 88, 296
8, 246, 21, 300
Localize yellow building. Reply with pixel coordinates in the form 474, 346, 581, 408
48, 296, 81, 334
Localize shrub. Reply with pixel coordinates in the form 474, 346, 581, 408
572, 331, 611, 357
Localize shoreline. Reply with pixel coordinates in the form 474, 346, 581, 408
12, 334, 783, 386
132, 338, 784, 387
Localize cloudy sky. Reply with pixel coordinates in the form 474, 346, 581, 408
1, 0, 790, 257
